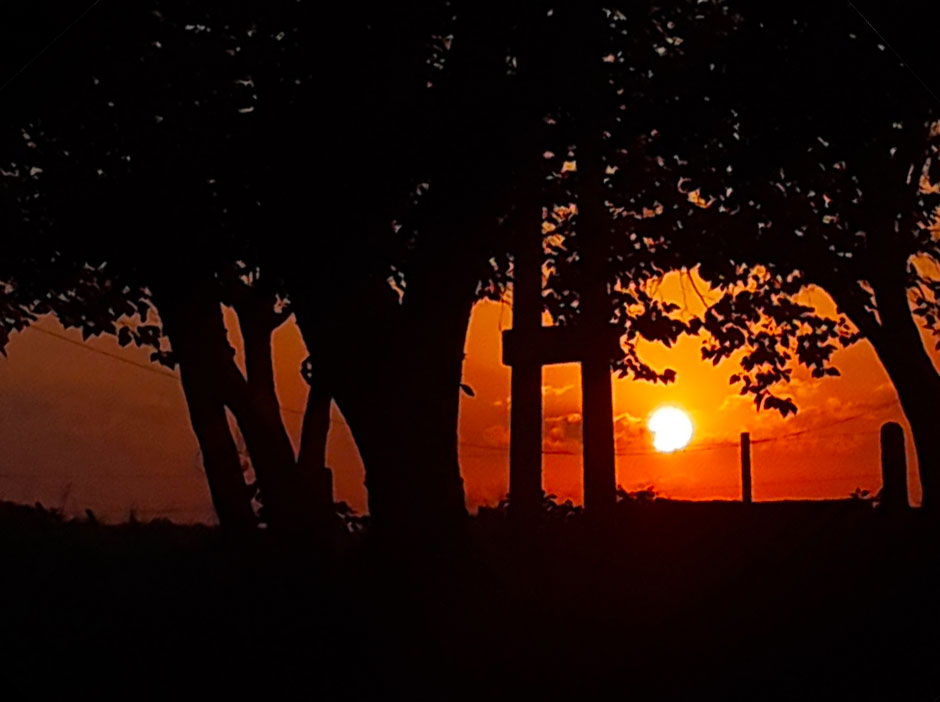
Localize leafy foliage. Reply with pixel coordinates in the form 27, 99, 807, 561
598, 5, 940, 417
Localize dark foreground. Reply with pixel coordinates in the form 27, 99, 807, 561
0, 498, 936, 700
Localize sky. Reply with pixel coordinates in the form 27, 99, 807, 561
0, 272, 926, 523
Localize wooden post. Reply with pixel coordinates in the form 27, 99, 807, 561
579, 189, 616, 517
740, 432, 752, 504
576, 45, 617, 519
507, 216, 544, 521
504, 7, 620, 521
880, 422, 908, 510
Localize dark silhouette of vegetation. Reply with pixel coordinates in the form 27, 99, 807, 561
610, 5, 940, 509
0, 1, 732, 536
1, 3, 940, 695
0, 2, 346, 538
0, 499, 934, 698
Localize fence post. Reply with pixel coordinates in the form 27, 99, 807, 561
741, 432, 752, 504
880, 422, 908, 510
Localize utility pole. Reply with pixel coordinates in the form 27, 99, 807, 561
507, 218, 545, 522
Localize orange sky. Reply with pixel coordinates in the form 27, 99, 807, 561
0, 272, 925, 522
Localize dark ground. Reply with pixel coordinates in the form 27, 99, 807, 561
0, 498, 936, 700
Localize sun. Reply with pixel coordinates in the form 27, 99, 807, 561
647, 406, 694, 453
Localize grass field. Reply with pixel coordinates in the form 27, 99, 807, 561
0, 497, 936, 699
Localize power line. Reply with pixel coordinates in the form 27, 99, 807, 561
26, 323, 314, 411
29, 325, 178, 379
0, 0, 104, 96
673, 472, 881, 494
461, 409, 892, 457
22, 324, 902, 456
846, 1, 940, 108
4, 325, 903, 499
0, 472, 204, 480
750, 403, 897, 444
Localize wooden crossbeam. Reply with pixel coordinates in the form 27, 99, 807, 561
501, 325, 621, 367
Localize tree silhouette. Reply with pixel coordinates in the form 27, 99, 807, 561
0, 1, 512, 536
0, 1, 346, 536
315, 1, 744, 533
1, 1, 837, 534
617, 5, 940, 507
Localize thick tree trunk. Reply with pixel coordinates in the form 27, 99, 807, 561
293, 292, 400, 525
295, 272, 474, 539
155, 286, 257, 535
886, 363, 940, 510
868, 276, 940, 510
392, 275, 474, 534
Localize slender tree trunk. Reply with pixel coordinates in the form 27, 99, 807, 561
160, 279, 335, 538
297, 381, 332, 475
296, 373, 335, 516
175, 355, 257, 534
155, 286, 257, 535
868, 275, 940, 510
234, 308, 308, 522
227, 301, 337, 538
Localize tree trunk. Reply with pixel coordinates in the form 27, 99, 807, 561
155, 286, 257, 535
393, 275, 475, 535
226, 301, 337, 538
159, 279, 336, 538
868, 275, 940, 510
297, 380, 332, 476
176, 355, 257, 534
296, 372, 335, 516
295, 272, 475, 539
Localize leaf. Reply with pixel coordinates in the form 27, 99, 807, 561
460, 383, 475, 397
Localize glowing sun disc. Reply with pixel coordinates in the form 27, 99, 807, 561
648, 406, 694, 453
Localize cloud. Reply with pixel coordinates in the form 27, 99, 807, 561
613, 411, 648, 448
542, 384, 575, 398
540, 410, 651, 453
719, 393, 754, 412
545, 412, 582, 449
480, 423, 510, 449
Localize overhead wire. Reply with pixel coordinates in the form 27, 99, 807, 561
23, 324, 904, 466
7, 2, 925, 483
0, 0, 104, 96
0, 3, 926, 508
846, 1, 940, 109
